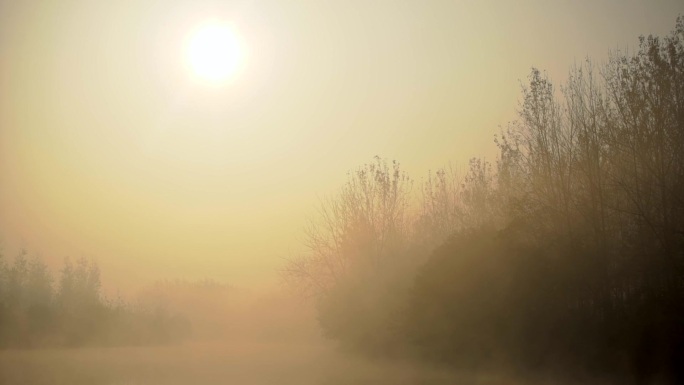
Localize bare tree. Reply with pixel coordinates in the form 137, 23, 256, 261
282, 157, 413, 298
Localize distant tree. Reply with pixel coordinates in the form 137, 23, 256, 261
7, 250, 29, 309
0, 250, 194, 348
0, 250, 8, 345
25, 256, 54, 341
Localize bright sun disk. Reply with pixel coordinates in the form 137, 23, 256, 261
186, 22, 244, 83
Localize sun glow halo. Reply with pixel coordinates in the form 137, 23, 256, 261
186, 22, 244, 83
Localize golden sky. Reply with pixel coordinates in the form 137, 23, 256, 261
1, 0, 683, 290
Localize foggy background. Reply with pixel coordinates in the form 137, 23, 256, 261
1, 1, 684, 384
1, 0, 682, 290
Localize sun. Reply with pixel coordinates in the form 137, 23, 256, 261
185, 22, 245, 84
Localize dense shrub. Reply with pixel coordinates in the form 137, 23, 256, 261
402, 16, 684, 382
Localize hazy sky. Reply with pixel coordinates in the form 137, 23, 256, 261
1, 0, 683, 290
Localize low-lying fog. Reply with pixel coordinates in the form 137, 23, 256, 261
0, 285, 458, 385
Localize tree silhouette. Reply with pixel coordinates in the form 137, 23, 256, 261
0, 252, 189, 348
284, 15, 684, 384
402, 16, 684, 383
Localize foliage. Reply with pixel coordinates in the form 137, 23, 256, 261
282, 156, 418, 351
403, 16, 684, 382
284, 15, 684, 383
0, 252, 189, 348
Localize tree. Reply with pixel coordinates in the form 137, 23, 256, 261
282, 156, 413, 298
402, 16, 684, 382
282, 157, 416, 351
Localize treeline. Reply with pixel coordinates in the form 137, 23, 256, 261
136, 278, 235, 340
284, 17, 684, 383
0, 251, 190, 348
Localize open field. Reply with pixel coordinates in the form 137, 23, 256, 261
0, 341, 468, 385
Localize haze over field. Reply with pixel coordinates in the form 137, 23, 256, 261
1, 1, 684, 384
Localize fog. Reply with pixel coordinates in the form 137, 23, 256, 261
2, 0, 683, 289
1, 345, 459, 385
0, 280, 579, 385
0, 274, 472, 385
2, 1, 684, 384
